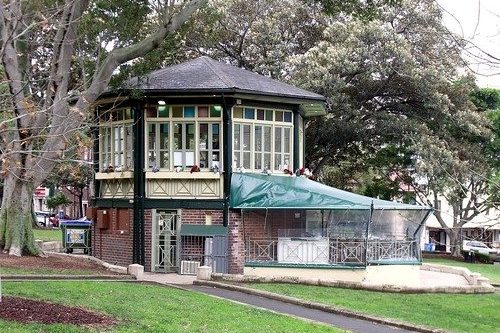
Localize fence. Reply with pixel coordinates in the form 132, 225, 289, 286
245, 237, 419, 266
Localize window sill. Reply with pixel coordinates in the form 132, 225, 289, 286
95, 171, 134, 180
146, 171, 222, 179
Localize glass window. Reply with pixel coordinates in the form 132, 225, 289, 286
99, 108, 134, 171
265, 110, 273, 121
198, 106, 209, 118
184, 106, 195, 118
233, 107, 243, 118
172, 106, 183, 118
257, 109, 265, 120
148, 123, 157, 168
244, 108, 255, 120
210, 105, 222, 117
144, 104, 223, 171
233, 107, 293, 173
173, 123, 195, 168
275, 111, 284, 122
158, 105, 169, 118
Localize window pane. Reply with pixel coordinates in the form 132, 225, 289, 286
212, 124, 220, 149
243, 152, 251, 169
148, 123, 156, 151
274, 154, 281, 170
284, 111, 292, 122
125, 108, 133, 120
146, 106, 157, 118
257, 109, 265, 120
275, 127, 282, 152
185, 151, 195, 167
199, 151, 208, 169
160, 124, 169, 150
233, 107, 243, 118
264, 153, 271, 170
186, 123, 195, 149
199, 123, 208, 150
198, 106, 209, 117
212, 152, 220, 169
275, 111, 284, 122
244, 108, 255, 119
265, 110, 273, 121
184, 106, 195, 118
173, 123, 182, 149
264, 126, 271, 152
284, 127, 291, 153
158, 105, 169, 117
255, 126, 262, 151
126, 125, 133, 169
173, 106, 183, 118
210, 105, 222, 117
255, 153, 262, 170
234, 124, 240, 150
160, 151, 169, 168
243, 125, 251, 151
148, 151, 157, 168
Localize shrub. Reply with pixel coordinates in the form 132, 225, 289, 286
461, 250, 493, 264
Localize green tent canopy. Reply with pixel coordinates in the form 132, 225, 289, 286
229, 173, 431, 211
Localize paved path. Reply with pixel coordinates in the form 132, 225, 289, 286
140, 273, 421, 333
184, 284, 418, 333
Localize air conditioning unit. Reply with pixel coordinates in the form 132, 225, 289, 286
180, 260, 200, 275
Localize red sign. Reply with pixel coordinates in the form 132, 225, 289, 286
34, 187, 46, 197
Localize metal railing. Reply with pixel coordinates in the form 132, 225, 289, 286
245, 237, 419, 266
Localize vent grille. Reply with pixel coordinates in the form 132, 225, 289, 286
180, 260, 200, 275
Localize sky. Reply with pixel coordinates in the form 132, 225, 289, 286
437, 0, 500, 88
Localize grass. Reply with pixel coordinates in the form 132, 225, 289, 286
245, 283, 500, 333
0, 281, 345, 333
33, 228, 61, 242
423, 257, 500, 284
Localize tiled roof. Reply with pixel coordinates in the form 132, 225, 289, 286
123, 56, 324, 101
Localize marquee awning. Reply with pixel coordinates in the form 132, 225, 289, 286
229, 173, 431, 211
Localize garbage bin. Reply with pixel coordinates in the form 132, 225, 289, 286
60, 219, 92, 254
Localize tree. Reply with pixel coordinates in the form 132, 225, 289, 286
288, 0, 496, 256
0, 0, 207, 256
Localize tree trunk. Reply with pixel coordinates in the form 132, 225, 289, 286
0, 174, 39, 256
447, 228, 461, 257
78, 190, 84, 218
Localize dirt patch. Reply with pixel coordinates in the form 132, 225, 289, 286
0, 252, 121, 275
0, 296, 115, 327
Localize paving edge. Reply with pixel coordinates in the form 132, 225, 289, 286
46, 252, 128, 274
194, 280, 449, 333
210, 273, 495, 294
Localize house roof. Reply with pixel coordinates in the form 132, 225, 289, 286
229, 173, 432, 211
123, 56, 325, 102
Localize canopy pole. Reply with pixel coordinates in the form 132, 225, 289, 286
364, 202, 374, 267
413, 209, 433, 261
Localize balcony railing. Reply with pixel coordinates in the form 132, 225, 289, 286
245, 237, 420, 266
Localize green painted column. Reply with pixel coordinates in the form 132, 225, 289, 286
132, 99, 146, 265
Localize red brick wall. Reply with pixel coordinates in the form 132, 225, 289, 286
144, 209, 152, 272
227, 209, 307, 274
92, 208, 134, 267
180, 210, 223, 225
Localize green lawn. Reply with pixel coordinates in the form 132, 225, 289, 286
1, 281, 345, 333
33, 228, 61, 242
423, 257, 500, 284
245, 283, 500, 333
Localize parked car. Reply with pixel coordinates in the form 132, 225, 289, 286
462, 240, 498, 255
35, 211, 51, 227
